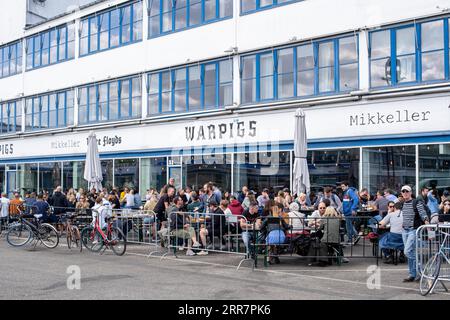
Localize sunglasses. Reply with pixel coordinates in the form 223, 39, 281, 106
319, 207, 326, 209
401, 190, 411, 193
445, 203, 450, 206
388, 205, 395, 208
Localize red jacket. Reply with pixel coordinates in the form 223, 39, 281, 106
229, 200, 244, 216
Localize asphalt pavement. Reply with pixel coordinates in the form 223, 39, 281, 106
0, 239, 449, 300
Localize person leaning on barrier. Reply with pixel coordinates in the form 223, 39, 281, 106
240, 202, 262, 258
199, 200, 227, 252
168, 196, 201, 256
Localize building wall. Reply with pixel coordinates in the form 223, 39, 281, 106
0, 0, 27, 44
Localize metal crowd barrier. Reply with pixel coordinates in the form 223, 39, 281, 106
160, 210, 253, 270
112, 209, 159, 247
417, 222, 450, 277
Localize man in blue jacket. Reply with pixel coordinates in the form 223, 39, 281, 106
340, 181, 360, 244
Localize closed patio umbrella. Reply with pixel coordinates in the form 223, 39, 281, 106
292, 108, 310, 196
84, 131, 103, 192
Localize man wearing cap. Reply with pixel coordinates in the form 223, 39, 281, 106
400, 185, 429, 282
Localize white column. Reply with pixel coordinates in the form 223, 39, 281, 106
20, 98, 25, 133
358, 30, 370, 92
142, 0, 149, 41
232, 54, 240, 106
73, 87, 79, 126
141, 74, 147, 119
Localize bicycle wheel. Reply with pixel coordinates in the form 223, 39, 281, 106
108, 226, 127, 256
81, 226, 104, 252
39, 223, 60, 249
420, 253, 441, 296
6, 223, 33, 247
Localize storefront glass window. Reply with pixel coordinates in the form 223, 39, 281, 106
17, 163, 38, 195
362, 146, 416, 195
307, 149, 359, 194
115, 158, 139, 191
234, 151, 290, 195
39, 162, 61, 193
63, 161, 87, 192
419, 144, 450, 195
101, 160, 114, 191
182, 153, 232, 192
140, 158, 167, 195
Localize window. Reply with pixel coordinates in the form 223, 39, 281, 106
370, 18, 450, 88
241, 36, 357, 104
24, 90, 74, 131
25, 23, 75, 70
78, 76, 142, 124
80, 1, 143, 56
0, 101, 21, 134
148, 0, 232, 38
0, 41, 22, 78
147, 59, 232, 115
240, 0, 300, 14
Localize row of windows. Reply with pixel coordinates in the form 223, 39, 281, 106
147, 59, 232, 114
148, 0, 232, 38
25, 23, 75, 70
0, 42, 22, 79
78, 76, 142, 124
240, 0, 299, 14
25, 90, 74, 131
0, 101, 21, 134
80, 1, 143, 56
370, 18, 450, 87
240, 36, 358, 104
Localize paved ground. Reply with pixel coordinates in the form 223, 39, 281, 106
0, 239, 449, 300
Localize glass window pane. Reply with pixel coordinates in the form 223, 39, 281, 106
370, 58, 391, 87
422, 51, 445, 81
340, 63, 358, 91
219, 0, 233, 18
189, 0, 201, 26
174, 69, 187, 112
205, 64, 217, 107
205, 0, 216, 21
396, 27, 416, 55
39, 162, 61, 193
422, 20, 444, 52
175, 0, 187, 30
161, 71, 172, 112
319, 41, 334, 67
189, 66, 201, 111
148, 74, 160, 115
121, 80, 130, 118
297, 70, 314, 96
242, 56, 256, 78
114, 159, 139, 191
133, 1, 143, 40
140, 158, 167, 194
260, 53, 273, 77
297, 44, 314, 69
419, 144, 450, 195
339, 37, 358, 64
397, 55, 416, 83
109, 81, 119, 120
371, 30, 390, 59
319, 67, 335, 92
63, 161, 87, 191
241, 0, 256, 13
122, 6, 132, 43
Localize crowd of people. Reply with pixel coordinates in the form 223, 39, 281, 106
1, 178, 450, 278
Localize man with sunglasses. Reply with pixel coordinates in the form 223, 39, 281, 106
400, 185, 429, 282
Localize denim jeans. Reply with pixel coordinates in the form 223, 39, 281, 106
402, 228, 417, 278
241, 231, 254, 255
344, 215, 357, 241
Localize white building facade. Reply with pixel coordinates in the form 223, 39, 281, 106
0, 0, 449, 197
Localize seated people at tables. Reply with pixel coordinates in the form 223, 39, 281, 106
169, 196, 201, 256
373, 190, 389, 217
287, 202, 305, 233
378, 201, 404, 264
199, 200, 227, 252
228, 196, 244, 216
257, 188, 270, 208
260, 203, 291, 264
314, 187, 342, 213
296, 193, 309, 209
239, 202, 261, 257
187, 193, 205, 215
308, 201, 328, 229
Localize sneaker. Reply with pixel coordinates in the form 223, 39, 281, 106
178, 247, 185, 251
403, 276, 415, 282
186, 249, 196, 256
342, 258, 350, 263
353, 235, 361, 245
197, 250, 208, 256
192, 242, 201, 248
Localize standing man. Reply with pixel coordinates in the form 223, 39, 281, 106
314, 187, 342, 213
341, 181, 360, 245
154, 186, 175, 229
400, 185, 429, 282
0, 193, 10, 228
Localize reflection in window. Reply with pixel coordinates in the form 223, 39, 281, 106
115, 158, 139, 190
17, 163, 38, 195
149, 0, 232, 38
0, 41, 22, 78
140, 158, 167, 194
0, 101, 21, 134
234, 152, 290, 195
39, 162, 61, 193
147, 59, 232, 115
240, 0, 300, 14
421, 20, 444, 81
101, 160, 114, 191
362, 146, 416, 194
419, 144, 450, 196
183, 155, 232, 193
63, 161, 87, 191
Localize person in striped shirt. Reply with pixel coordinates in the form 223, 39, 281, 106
400, 185, 429, 282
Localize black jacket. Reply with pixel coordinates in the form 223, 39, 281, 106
49, 191, 68, 214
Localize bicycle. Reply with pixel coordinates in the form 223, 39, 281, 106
60, 212, 82, 251
80, 209, 127, 256
420, 225, 450, 296
6, 213, 59, 249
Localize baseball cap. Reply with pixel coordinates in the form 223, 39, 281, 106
401, 185, 412, 193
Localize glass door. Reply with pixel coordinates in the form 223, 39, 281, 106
6, 170, 17, 198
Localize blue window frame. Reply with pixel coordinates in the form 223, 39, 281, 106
0, 101, 21, 134
25, 22, 75, 71
0, 41, 22, 79
369, 17, 450, 88
78, 76, 142, 125
240, 35, 358, 104
148, 0, 232, 38
80, 1, 143, 57
147, 58, 233, 115
240, 0, 301, 15
25, 90, 74, 131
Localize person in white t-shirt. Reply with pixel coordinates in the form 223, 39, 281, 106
0, 193, 10, 228
378, 201, 404, 264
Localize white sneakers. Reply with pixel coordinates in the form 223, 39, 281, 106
197, 250, 208, 256
186, 249, 196, 256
